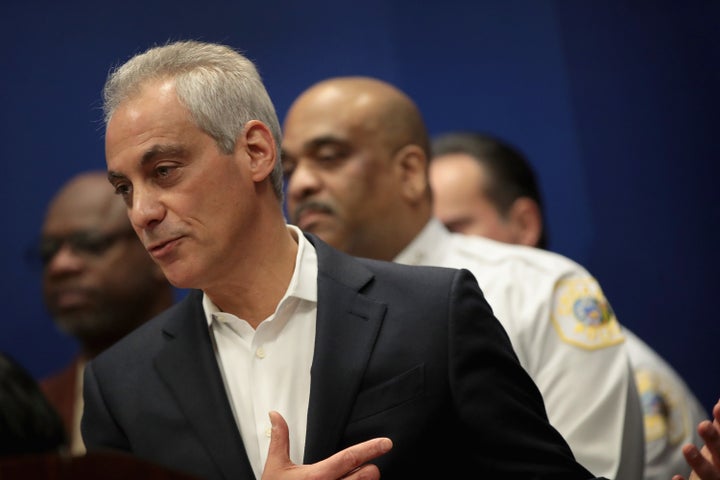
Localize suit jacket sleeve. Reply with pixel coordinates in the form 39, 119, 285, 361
447, 268, 603, 478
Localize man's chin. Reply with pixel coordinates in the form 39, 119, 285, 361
53, 313, 105, 337
161, 262, 202, 291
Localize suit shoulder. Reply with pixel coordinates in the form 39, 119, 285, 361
355, 256, 481, 299
91, 290, 202, 368
358, 255, 467, 281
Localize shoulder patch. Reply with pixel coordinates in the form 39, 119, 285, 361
551, 276, 625, 350
635, 368, 689, 444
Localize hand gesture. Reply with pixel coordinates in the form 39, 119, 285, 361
261, 411, 392, 480
673, 399, 720, 480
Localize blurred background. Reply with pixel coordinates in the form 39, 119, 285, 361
1, 0, 718, 415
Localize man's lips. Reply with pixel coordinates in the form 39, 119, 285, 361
48, 288, 92, 310
147, 236, 182, 259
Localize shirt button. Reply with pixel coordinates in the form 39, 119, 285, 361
265, 426, 272, 438
256, 347, 266, 359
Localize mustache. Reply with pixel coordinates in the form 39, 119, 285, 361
291, 200, 336, 224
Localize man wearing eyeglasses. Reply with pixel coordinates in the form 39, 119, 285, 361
37, 170, 176, 455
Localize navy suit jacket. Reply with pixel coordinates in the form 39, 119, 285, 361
82, 234, 602, 479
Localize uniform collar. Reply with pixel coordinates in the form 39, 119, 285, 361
393, 218, 451, 266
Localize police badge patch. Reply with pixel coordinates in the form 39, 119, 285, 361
635, 368, 688, 444
551, 276, 625, 349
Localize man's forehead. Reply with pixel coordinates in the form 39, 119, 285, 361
106, 79, 184, 134
44, 195, 127, 233
105, 100, 195, 173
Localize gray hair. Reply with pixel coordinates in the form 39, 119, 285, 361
103, 40, 284, 200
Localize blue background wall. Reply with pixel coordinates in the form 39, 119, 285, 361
1, 1, 718, 416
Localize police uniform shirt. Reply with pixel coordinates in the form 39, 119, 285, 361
624, 327, 708, 480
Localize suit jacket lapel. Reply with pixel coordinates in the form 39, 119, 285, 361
303, 236, 388, 463
154, 290, 254, 480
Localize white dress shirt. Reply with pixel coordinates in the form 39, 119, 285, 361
204, 226, 318, 479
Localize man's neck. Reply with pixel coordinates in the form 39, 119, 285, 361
204, 224, 299, 329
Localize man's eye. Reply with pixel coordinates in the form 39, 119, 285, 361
73, 235, 113, 254
113, 184, 130, 196
315, 145, 350, 165
317, 152, 340, 163
38, 239, 61, 265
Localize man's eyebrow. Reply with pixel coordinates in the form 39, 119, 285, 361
141, 144, 188, 165
107, 145, 189, 182
107, 171, 125, 183
306, 135, 347, 150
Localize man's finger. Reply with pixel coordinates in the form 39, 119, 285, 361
697, 419, 720, 467
262, 410, 392, 480
682, 444, 720, 480
313, 436, 393, 478
265, 410, 292, 470
337, 463, 382, 480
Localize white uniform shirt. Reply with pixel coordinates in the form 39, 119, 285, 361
395, 218, 644, 480
205, 226, 318, 479
624, 328, 708, 480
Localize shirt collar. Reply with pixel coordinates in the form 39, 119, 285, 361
393, 217, 450, 266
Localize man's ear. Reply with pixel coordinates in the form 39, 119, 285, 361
507, 197, 543, 248
240, 120, 277, 182
393, 144, 428, 204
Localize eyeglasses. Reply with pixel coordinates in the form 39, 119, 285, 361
30, 229, 138, 267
